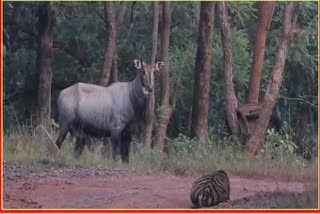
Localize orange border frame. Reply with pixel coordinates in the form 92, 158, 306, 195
0, 0, 319, 213
0, 210, 319, 213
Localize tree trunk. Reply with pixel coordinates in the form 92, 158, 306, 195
218, 2, 239, 137
37, 2, 54, 126
154, 2, 172, 151
245, 1, 275, 136
144, 2, 159, 148
190, 2, 215, 142
245, 2, 299, 157
110, 49, 118, 83
110, 2, 127, 84
99, 2, 116, 86
247, 1, 275, 104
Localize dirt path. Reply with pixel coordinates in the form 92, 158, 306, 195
3, 163, 307, 209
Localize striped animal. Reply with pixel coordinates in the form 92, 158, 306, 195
190, 170, 230, 208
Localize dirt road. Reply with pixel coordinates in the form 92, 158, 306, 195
3, 163, 308, 209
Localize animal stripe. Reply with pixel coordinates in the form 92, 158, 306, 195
190, 170, 230, 208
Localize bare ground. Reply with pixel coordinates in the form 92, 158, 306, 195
2, 162, 313, 209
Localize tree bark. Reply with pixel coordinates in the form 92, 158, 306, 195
110, 49, 118, 83
144, 2, 159, 148
241, 1, 276, 136
247, 1, 275, 104
245, 2, 275, 136
99, 2, 116, 86
218, 2, 239, 137
37, 2, 54, 126
190, 2, 215, 142
110, 2, 127, 83
245, 2, 299, 157
154, 2, 172, 151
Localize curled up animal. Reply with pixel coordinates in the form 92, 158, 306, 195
190, 170, 230, 208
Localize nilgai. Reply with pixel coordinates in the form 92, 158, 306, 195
55, 59, 164, 162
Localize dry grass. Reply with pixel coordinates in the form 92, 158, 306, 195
2, 126, 318, 182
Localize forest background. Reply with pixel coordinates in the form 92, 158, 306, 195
2, 1, 318, 178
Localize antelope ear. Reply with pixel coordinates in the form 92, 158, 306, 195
133, 59, 142, 69
155, 62, 164, 71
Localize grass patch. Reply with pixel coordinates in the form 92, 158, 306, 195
3, 127, 318, 182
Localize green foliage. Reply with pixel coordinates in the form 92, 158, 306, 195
167, 134, 198, 157
260, 129, 298, 158
166, 44, 196, 135
232, 30, 251, 90
228, 2, 256, 29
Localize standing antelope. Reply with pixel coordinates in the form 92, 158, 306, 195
55, 59, 164, 162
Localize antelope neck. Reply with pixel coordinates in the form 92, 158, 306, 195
129, 71, 147, 114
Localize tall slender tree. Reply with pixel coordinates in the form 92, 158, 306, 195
111, 2, 127, 83
190, 2, 215, 141
154, 1, 172, 151
100, 2, 116, 86
245, 2, 300, 157
37, 2, 54, 126
218, 2, 239, 138
247, 1, 275, 104
244, 1, 275, 136
144, 1, 159, 148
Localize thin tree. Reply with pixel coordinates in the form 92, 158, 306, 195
37, 2, 54, 126
247, 1, 275, 104
217, 2, 239, 137
99, 2, 116, 86
244, 1, 275, 135
190, 2, 215, 141
111, 2, 127, 83
144, 1, 159, 148
245, 2, 300, 157
154, 2, 172, 151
